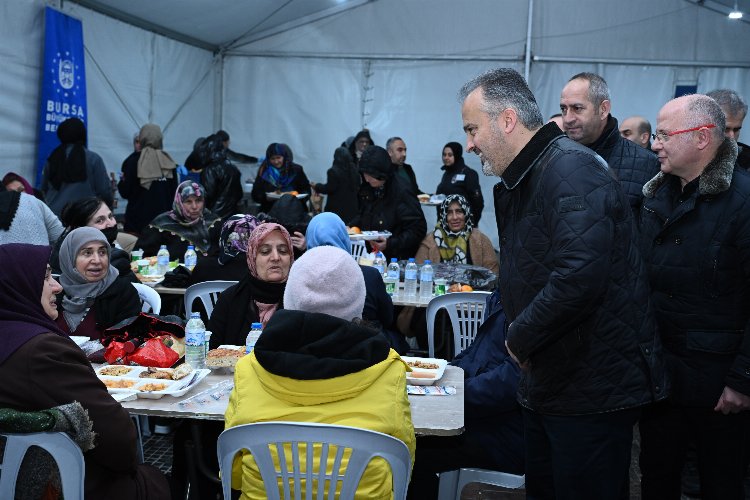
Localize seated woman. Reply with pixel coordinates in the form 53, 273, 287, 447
50, 196, 136, 281
188, 214, 260, 286
56, 227, 142, 340
251, 143, 311, 213
305, 212, 407, 353
398, 194, 498, 355
0, 243, 169, 499
224, 245, 415, 499
209, 222, 294, 348
135, 180, 221, 259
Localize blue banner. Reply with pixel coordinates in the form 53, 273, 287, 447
36, 7, 87, 187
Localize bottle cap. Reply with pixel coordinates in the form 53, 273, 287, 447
424, 260, 431, 264
408, 257, 415, 262
187, 245, 194, 250
251, 322, 263, 330
190, 312, 200, 318
391, 258, 397, 262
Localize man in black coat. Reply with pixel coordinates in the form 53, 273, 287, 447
349, 145, 426, 261
706, 88, 750, 171
459, 67, 666, 499
638, 94, 750, 500
560, 72, 660, 217
386, 137, 422, 195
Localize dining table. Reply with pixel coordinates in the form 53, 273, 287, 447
120, 365, 464, 437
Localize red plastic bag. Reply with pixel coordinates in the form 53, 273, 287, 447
103, 336, 179, 368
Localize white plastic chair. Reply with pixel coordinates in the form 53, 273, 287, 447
426, 291, 491, 358
217, 421, 411, 500
184, 280, 237, 320
350, 240, 368, 261
438, 469, 525, 500
0, 432, 85, 499
132, 282, 162, 314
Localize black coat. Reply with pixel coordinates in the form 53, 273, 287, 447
251, 163, 311, 214
200, 162, 243, 218
208, 276, 265, 349
392, 163, 422, 195
589, 116, 660, 217
315, 147, 360, 223
495, 124, 666, 415
117, 151, 177, 234
640, 138, 750, 406
350, 175, 427, 261
435, 163, 484, 225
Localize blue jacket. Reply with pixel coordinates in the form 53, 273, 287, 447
451, 289, 524, 472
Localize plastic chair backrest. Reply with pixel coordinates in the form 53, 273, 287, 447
350, 240, 368, 260
438, 469, 525, 500
217, 421, 411, 500
0, 432, 85, 500
132, 282, 162, 314
426, 291, 491, 358
184, 280, 237, 320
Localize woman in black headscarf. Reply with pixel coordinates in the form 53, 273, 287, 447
435, 142, 484, 225
0, 243, 169, 499
41, 117, 113, 216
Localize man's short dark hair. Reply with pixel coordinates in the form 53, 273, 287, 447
569, 72, 610, 109
458, 68, 544, 130
385, 137, 403, 150
705, 89, 748, 119
637, 117, 652, 136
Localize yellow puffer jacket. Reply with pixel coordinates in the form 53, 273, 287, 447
224, 349, 415, 500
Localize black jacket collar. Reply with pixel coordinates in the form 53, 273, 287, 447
500, 123, 565, 190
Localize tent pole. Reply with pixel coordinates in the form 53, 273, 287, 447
534, 55, 750, 69
524, 0, 534, 82
213, 53, 224, 133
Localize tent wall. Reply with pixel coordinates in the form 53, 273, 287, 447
0, 0, 215, 188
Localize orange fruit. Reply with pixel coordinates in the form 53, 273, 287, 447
289, 190, 299, 196
348, 226, 362, 235
461, 285, 474, 292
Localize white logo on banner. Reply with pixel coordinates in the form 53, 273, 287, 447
46, 51, 84, 132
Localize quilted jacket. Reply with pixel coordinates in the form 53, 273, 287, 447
640, 138, 750, 406
495, 123, 667, 415
589, 115, 661, 217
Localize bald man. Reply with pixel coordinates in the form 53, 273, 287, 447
638, 94, 750, 500
619, 115, 652, 150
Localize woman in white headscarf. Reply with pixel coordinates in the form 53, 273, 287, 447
56, 226, 141, 340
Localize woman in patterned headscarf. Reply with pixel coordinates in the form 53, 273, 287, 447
209, 222, 294, 348
251, 142, 311, 213
135, 180, 221, 258
416, 194, 498, 273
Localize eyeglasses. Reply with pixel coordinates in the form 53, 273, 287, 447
651, 124, 716, 143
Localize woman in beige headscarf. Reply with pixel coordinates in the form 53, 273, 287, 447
117, 123, 178, 234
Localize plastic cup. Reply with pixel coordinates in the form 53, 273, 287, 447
383, 277, 398, 297
131, 249, 144, 262
137, 259, 150, 274
434, 278, 447, 296
168, 261, 179, 270
204, 331, 212, 358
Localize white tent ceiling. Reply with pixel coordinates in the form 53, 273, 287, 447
2, 0, 750, 244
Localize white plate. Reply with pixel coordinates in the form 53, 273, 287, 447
349, 231, 392, 241
111, 391, 138, 402
401, 356, 447, 386
97, 366, 210, 399
69, 336, 89, 347
266, 192, 309, 200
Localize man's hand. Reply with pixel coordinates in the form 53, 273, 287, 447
374, 237, 388, 251
714, 386, 750, 414
505, 340, 530, 371
290, 231, 306, 251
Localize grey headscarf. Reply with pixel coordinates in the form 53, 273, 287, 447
59, 227, 119, 331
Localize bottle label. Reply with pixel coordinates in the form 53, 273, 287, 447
405, 269, 417, 280
186, 330, 205, 346
157, 254, 169, 266
387, 269, 399, 279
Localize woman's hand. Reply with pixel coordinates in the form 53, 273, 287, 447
291, 231, 306, 251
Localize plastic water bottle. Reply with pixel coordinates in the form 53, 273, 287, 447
185, 312, 206, 369
184, 245, 197, 271
373, 252, 386, 276
420, 260, 434, 300
404, 258, 418, 299
245, 322, 263, 354
156, 245, 170, 275
387, 258, 400, 280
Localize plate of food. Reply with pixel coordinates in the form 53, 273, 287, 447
349, 230, 392, 241
401, 356, 448, 386
266, 191, 309, 200
206, 345, 246, 373
97, 364, 209, 399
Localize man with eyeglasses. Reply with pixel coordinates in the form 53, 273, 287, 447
560, 72, 660, 217
460, 67, 666, 499
638, 94, 750, 500
706, 88, 750, 170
